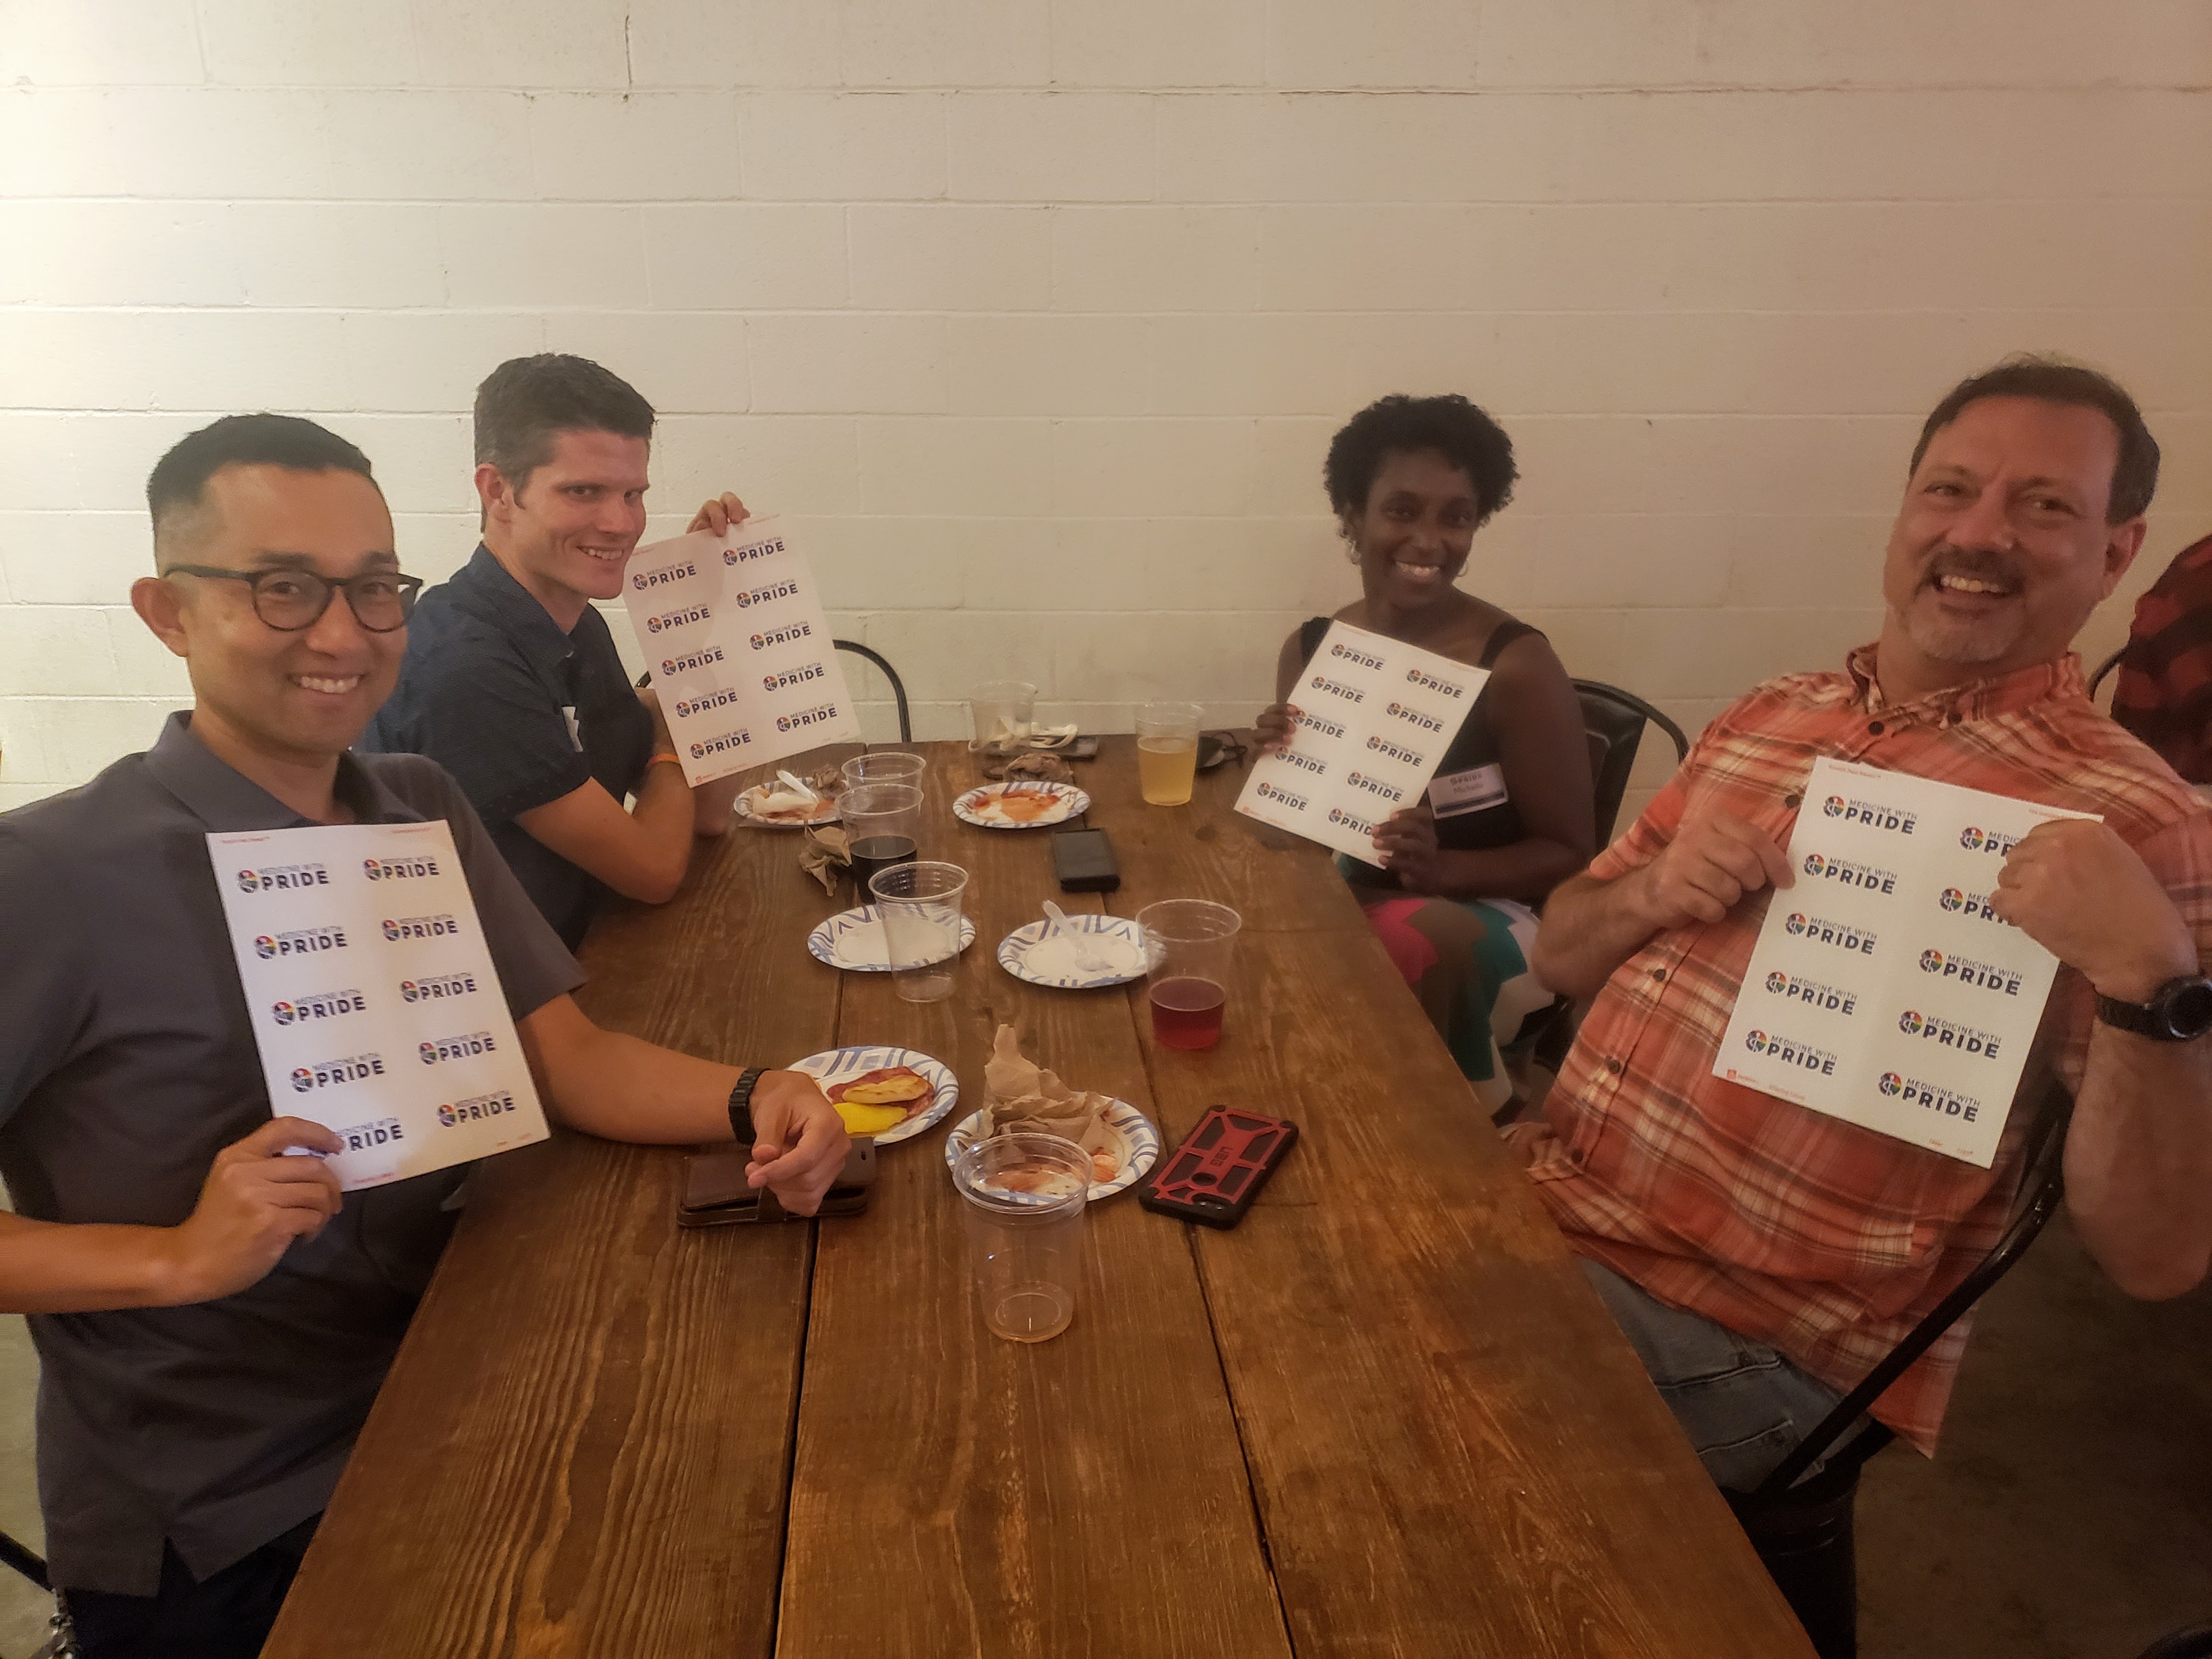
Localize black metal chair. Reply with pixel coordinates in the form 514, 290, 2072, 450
1514, 683, 1694, 1088
832, 640, 911, 744
1572, 679, 1692, 846
2090, 645, 2126, 706
2, 1526, 72, 1658
2138, 1624, 2212, 1659
1723, 1069, 2075, 1659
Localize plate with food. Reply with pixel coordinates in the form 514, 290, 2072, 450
736, 769, 842, 827
996, 913, 1149, 990
807, 905, 979, 972
942, 1096, 1158, 1201
789, 1045, 958, 1147
952, 781, 1090, 830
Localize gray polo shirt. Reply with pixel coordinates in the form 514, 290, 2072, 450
0, 712, 583, 1596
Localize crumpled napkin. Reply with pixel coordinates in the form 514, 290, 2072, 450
982, 1024, 1126, 1182
800, 825, 851, 895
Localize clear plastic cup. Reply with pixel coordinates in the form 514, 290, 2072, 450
1135, 700, 1204, 806
1137, 899, 1242, 1050
952, 1131, 1090, 1343
841, 782, 925, 899
970, 681, 1038, 768
840, 751, 927, 792
867, 859, 969, 1003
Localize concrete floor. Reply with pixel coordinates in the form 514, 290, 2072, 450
0, 1213, 2202, 1657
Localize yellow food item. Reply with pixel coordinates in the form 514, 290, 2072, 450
839, 1074, 930, 1106
834, 1101, 909, 1136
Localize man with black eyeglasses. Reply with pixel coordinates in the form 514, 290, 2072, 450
0, 413, 847, 1658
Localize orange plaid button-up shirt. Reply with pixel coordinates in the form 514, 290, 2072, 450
1526, 646, 2212, 1452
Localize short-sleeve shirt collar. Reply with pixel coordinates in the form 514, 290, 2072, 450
1845, 642, 2087, 727
442, 544, 582, 678
143, 711, 422, 832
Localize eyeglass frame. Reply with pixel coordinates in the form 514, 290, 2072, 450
160, 565, 425, 634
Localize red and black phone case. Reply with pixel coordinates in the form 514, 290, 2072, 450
1137, 1105, 1298, 1229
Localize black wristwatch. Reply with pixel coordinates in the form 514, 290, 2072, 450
2094, 975, 2212, 1041
729, 1066, 765, 1145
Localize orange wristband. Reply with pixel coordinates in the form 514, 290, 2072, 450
646, 752, 682, 770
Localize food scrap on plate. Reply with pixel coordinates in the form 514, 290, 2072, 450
980, 1025, 1128, 1186
974, 785, 1062, 825
823, 1066, 934, 1136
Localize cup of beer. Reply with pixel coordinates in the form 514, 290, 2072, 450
1135, 701, 1203, 806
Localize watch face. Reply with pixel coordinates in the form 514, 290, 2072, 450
2163, 978, 2212, 1039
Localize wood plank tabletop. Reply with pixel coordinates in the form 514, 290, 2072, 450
267, 736, 1813, 1659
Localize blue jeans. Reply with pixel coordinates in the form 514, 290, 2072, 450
1579, 1257, 1853, 1492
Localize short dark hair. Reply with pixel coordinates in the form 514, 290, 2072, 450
1910, 354, 2159, 524
146, 413, 379, 544
473, 354, 655, 492
1323, 394, 1519, 529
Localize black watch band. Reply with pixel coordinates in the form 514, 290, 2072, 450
729, 1066, 765, 1146
2094, 975, 2212, 1042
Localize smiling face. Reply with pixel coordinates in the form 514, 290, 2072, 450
1347, 448, 1482, 614
1880, 396, 2146, 694
139, 463, 405, 768
478, 425, 651, 628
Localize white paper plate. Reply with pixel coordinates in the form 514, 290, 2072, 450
996, 915, 1150, 989
789, 1045, 959, 1148
736, 785, 840, 828
942, 1097, 1160, 1201
952, 781, 1090, 830
806, 904, 978, 973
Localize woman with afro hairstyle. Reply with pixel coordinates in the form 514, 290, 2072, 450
1257, 393, 1594, 1113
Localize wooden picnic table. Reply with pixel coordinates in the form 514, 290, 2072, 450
264, 737, 1813, 1658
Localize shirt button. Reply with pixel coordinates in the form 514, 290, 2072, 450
1783, 792, 1802, 809
1605, 1058, 1626, 1075
1867, 720, 1886, 735
1650, 967, 1667, 981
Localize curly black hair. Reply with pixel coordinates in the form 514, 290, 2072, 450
1322, 393, 1518, 528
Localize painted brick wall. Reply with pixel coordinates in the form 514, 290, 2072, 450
2, 1, 2208, 816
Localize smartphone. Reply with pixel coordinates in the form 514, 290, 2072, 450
1051, 826, 1120, 893
1138, 1106, 1299, 1229
676, 1142, 876, 1226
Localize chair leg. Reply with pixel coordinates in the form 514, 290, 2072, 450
1728, 1480, 1860, 1659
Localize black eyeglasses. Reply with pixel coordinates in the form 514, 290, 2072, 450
162, 566, 424, 633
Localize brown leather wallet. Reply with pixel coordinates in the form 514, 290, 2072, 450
676, 1139, 876, 1227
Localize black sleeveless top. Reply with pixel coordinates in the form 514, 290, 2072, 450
1295, 615, 1538, 887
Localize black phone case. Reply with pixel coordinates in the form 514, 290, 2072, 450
1138, 1107, 1298, 1229
1051, 826, 1121, 892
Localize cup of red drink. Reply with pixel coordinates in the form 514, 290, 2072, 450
1136, 900, 1242, 1051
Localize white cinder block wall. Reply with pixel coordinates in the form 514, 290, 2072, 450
2, 1, 2208, 817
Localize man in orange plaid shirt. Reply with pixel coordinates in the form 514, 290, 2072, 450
1522, 357, 2212, 1489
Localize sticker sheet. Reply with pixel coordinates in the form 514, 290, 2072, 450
622, 516, 860, 785
1234, 620, 1490, 865
207, 820, 549, 1190
1715, 757, 2094, 1166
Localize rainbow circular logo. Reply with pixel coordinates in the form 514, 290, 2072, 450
1960, 827, 1985, 850
1921, 949, 1946, 973
1765, 971, 1788, 992
290, 1067, 314, 1093
1879, 1072, 1903, 1097
1898, 1010, 1925, 1035
1823, 795, 1845, 817
1803, 854, 1829, 877
1785, 912, 1808, 935
1940, 888, 1966, 912
1745, 1029, 1768, 1052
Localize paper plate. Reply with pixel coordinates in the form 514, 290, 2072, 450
952, 781, 1090, 830
806, 904, 978, 973
789, 1045, 959, 1148
996, 914, 1149, 990
736, 785, 840, 828
942, 1097, 1160, 1201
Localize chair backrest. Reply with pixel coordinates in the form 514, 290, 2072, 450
1571, 681, 1692, 846
2137, 1624, 2212, 1659
1745, 1066, 2075, 1501
2089, 645, 2126, 708
832, 640, 912, 744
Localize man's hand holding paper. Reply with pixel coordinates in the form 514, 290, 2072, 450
1632, 809, 1796, 929
1994, 817, 2199, 1003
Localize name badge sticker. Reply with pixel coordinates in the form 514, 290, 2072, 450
1429, 763, 1509, 820
208, 819, 550, 1192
